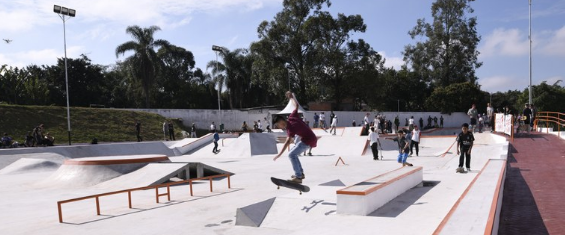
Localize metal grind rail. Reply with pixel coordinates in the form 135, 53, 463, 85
57, 174, 231, 223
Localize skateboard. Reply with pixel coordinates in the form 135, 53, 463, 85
271, 177, 310, 194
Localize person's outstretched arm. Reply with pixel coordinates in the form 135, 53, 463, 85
286, 91, 299, 111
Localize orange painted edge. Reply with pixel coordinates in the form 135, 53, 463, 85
361, 140, 369, 156
64, 156, 169, 165
432, 159, 492, 235
336, 166, 423, 196
484, 160, 507, 235
440, 140, 458, 158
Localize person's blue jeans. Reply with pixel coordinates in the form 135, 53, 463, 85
397, 152, 409, 163
288, 141, 310, 178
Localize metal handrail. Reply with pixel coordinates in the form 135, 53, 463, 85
57, 174, 231, 223
534, 111, 564, 138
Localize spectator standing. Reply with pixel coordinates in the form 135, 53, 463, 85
410, 126, 421, 156
168, 121, 175, 140
408, 116, 414, 131
191, 123, 197, 138
419, 117, 424, 130
467, 104, 478, 132
242, 121, 248, 132
523, 103, 532, 134
367, 127, 382, 160
487, 103, 494, 131
135, 121, 142, 142
210, 122, 216, 132
313, 113, 319, 128
440, 116, 444, 128
319, 112, 326, 130
162, 121, 169, 141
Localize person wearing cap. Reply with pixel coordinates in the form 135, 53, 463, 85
273, 91, 318, 184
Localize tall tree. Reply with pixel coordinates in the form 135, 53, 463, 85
251, 0, 331, 102
116, 25, 171, 108
403, 0, 482, 87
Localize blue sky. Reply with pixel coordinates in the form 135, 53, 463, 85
1, 0, 564, 93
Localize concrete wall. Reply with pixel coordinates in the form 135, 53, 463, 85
129, 108, 472, 131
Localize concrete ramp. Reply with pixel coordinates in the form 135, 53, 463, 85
95, 163, 190, 190
342, 127, 363, 136
0, 158, 60, 175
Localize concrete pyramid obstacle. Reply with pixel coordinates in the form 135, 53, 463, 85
235, 197, 276, 227
319, 179, 346, 187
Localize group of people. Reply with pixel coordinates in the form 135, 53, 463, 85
312, 112, 338, 135
241, 119, 272, 133
1, 124, 55, 148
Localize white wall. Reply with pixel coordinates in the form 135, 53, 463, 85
129, 109, 472, 131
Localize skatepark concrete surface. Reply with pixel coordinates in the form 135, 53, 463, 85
0, 127, 510, 235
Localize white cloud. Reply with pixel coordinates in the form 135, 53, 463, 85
480, 26, 565, 58
378, 51, 404, 70
0, 0, 279, 33
0, 46, 84, 68
480, 28, 530, 57
540, 26, 565, 56
479, 75, 527, 92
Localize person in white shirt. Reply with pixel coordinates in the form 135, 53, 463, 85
210, 122, 216, 132
410, 125, 421, 156
329, 115, 338, 135
319, 112, 326, 130
409, 116, 415, 131
486, 103, 494, 132
258, 119, 263, 132
373, 115, 380, 133
368, 127, 382, 160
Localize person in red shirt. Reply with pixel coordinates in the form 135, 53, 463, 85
273, 91, 317, 184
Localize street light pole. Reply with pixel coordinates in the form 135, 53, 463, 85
54, 5, 75, 145
528, 0, 533, 105
212, 45, 223, 128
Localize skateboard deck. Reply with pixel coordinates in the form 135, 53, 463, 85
271, 177, 310, 194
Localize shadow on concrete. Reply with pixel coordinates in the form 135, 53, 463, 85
498, 151, 549, 235
367, 181, 439, 218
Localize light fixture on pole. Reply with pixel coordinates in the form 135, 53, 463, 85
212, 45, 223, 129
53, 5, 75, 145
285, 63, 292, 91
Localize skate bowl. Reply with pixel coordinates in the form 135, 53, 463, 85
39, 154, 170, 188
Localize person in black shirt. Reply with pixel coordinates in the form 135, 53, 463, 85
386, 130, 413, 167
523, 103, 532, 134
135, 121, 142, 142
456, 123, 475, 173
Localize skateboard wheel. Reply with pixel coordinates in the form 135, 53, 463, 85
277, 186, 280, 189
299, 191, 302, 195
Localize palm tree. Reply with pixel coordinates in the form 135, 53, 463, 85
116, 25, 170, 108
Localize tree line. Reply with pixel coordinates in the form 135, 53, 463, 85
1, 0, 564, 114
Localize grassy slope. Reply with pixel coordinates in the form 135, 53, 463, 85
0, 104, 188, 144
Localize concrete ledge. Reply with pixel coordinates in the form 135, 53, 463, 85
63, 154, 169, 165
434, 159, 507, 235
336, 166, 423, 215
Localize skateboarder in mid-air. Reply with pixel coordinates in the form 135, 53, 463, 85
273, 91, 318, 184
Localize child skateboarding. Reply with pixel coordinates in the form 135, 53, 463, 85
456, 123, 475, 173
386, 130, 413, 166
273, 91, 318, 184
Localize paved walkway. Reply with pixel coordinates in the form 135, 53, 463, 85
499, 132, 565, 235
